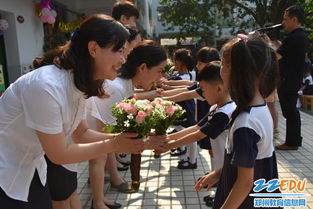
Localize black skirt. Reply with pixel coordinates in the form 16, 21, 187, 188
0, 170, 52, 209
45, 156, 77, 201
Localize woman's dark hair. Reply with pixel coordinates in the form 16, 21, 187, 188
285, 4, 305, 24
126, 27, 140, 43
33, 14, 129, 98
198, 61, 222, 83
112, 0, 139, 21
119, 40, 167, 79
196, 47, 220, 63
221, 35, 279, 112
174, 48, 194, 71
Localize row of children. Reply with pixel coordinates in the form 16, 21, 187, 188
153, 33, 280, 208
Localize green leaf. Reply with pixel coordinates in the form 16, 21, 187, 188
103, 125, 117, 133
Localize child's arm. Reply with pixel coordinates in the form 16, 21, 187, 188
160, 84, 189, 90
168, 125, 199, 141
195, 169, 222, 191
163, 90, 201, 102
161, 87, 188, 97
134, 89, 161, 100
162, 79, 194, 86
220, 167, 254, 209
168, 129, 206, 149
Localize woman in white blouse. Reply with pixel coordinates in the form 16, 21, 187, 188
0, 14, 145, 209
87, 40, 168, 209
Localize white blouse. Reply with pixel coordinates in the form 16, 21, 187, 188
86, 77, 133, 128
0, 65, 86, 201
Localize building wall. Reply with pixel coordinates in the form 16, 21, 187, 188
134, 0, 154, 38
0, 0, 118, 84
57, 0, 117, 16
0, 0, 44, 83
150, 1, 180, 38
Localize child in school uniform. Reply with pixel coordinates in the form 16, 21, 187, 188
195, 34, 280, 209
158, 61, 236, 204
161, 47, 221, 170
167, 48, 197, 168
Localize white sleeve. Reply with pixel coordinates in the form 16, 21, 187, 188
92, 87, 126, 125
21, 81, 63, 134
92, 94, 121, 125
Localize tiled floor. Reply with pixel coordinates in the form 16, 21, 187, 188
78, 103, 313, 209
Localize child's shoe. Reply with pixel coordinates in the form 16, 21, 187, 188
177, 160, 197, 169
170, 147, 187, 156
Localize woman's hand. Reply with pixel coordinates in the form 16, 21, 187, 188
113, 133, 145, 154
195, 170, 220, 191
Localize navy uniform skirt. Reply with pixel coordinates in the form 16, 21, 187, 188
45, 156, 77, 201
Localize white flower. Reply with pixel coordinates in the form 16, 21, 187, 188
124, 120, 130, 127
161, 101, 172, 106
166, 127, 175, 134
135, 99, 150, 109
127, 114, 134, 120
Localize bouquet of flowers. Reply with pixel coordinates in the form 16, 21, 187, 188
104, 98, 154, 138
162, 58, 174, 75
104, 98, 185, 140
151, 98, 185, 135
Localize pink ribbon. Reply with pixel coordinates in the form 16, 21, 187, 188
237, 33, 249, 43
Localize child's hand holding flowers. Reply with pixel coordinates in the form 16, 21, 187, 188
105, 98, 185, 154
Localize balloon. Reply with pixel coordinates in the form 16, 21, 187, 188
40, 0, 52, 10
41, 8, 50, 16
51, 10, 57, 17
47, 16, 55, 24
40, 15, 48, 23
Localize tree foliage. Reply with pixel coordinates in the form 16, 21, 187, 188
158, 0, 309, 37
158, 0, 216, 37
304, 0, 313, 39
219, 0, 305, 27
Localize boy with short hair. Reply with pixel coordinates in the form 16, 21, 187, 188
112, 0, 139, 27
161, 61, 236, 206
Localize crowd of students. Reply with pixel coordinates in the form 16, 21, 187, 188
0, 1, 310, 209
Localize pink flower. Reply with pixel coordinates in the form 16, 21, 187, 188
124, 104, 137, 115
145, 104, 153, 114
166, 105, 176, 116
136, 111, 147, 124
117, 103, 126, 110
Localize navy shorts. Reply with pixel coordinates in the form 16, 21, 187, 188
198, 136, 212, 150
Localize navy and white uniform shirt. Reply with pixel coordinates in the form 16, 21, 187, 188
213, 104, 279, 209
187, 82, 205, 100
198, 101, 236, 139
197, 101, 236, 169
